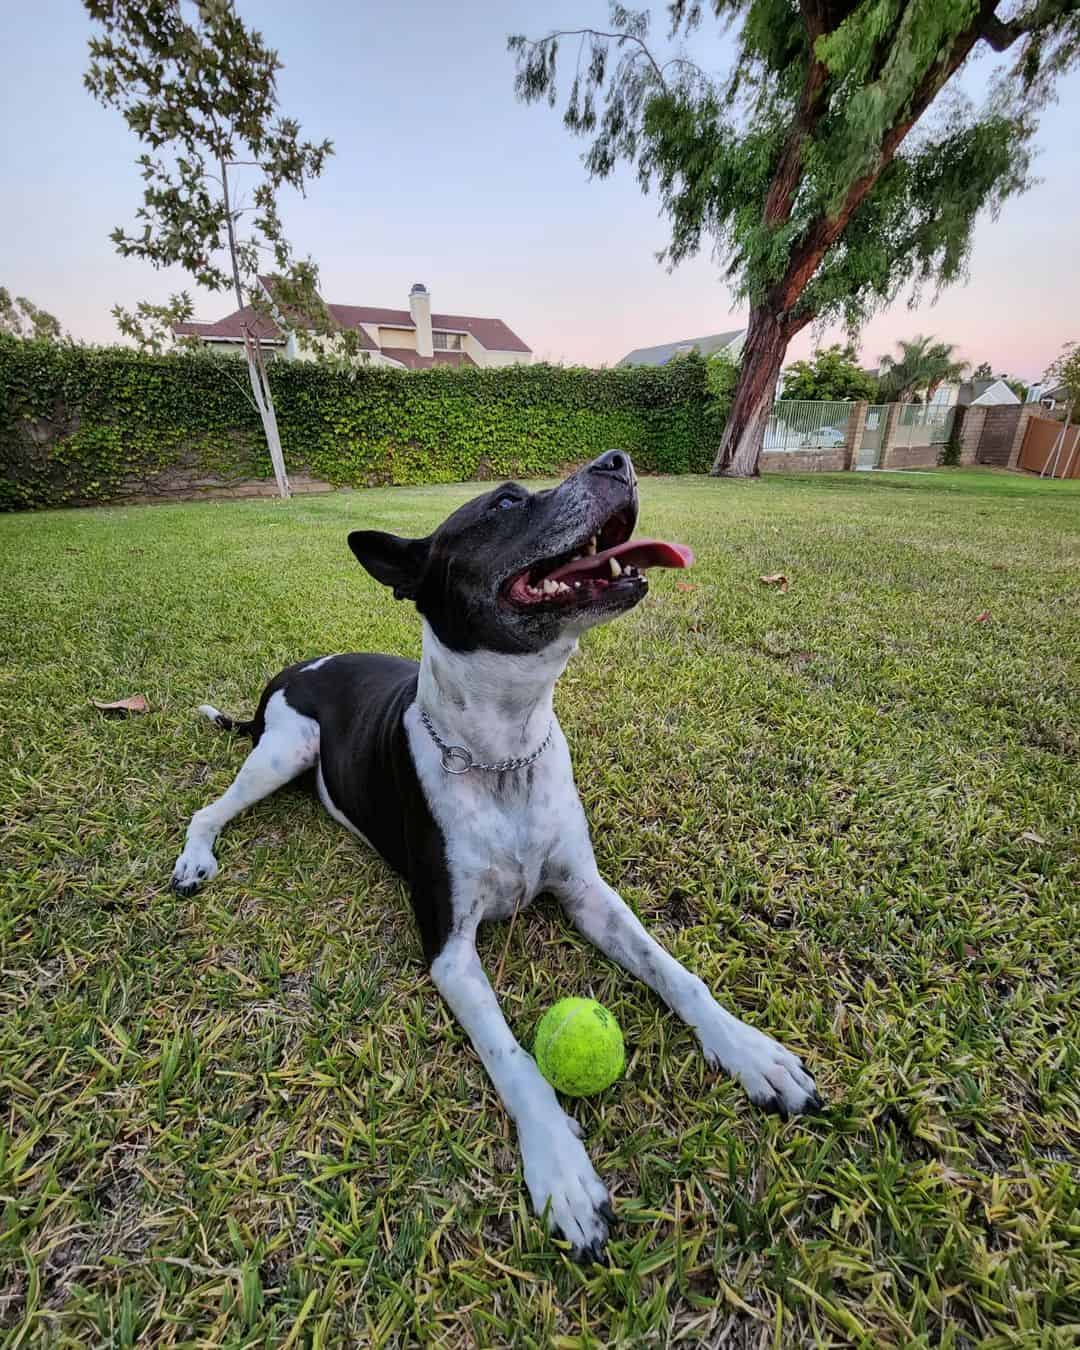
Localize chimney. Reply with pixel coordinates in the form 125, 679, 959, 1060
409, 282, 433, 358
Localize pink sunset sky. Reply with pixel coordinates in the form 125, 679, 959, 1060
4, 1, 1079, 382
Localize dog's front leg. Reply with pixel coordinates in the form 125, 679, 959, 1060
429, 930, 613, 1260
557, 872, 822, 1118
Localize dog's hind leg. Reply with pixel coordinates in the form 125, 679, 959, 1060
170, 690, 319, 896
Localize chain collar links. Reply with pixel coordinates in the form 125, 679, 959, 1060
419, 706, 554, 775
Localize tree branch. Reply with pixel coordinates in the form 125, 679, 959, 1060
979, 0, 1078, 52
659, 55, 710, 81
518, 28, 668, 87
209, 356, 259, 414
981, 11, 1021, 50
776, 18, 986, 313
762, 51, 830, 226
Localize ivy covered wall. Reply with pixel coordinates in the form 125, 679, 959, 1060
0, 338, 726, 510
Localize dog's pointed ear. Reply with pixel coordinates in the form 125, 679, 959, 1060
348, 530, 430, 600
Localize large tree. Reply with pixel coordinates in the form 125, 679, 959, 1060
84, 0, 344, 498
510, 1, 1080, 476
878, 334, 968, 401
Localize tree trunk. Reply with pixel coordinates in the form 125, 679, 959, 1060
710, 306, 793, 477
221, 156, 290, 499
243, 330, 291, 499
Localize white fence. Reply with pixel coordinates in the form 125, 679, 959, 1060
764, 400, 852, 451
765, 398, 955, 457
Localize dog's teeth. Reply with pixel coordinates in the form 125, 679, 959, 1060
609, 557, 622, 579
542, 578, 558, 595
573, 580, 581, 589
556, 581, 572, 595
586, 536, 597, 556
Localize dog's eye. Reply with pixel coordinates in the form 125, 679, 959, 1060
494, 493, 522, 511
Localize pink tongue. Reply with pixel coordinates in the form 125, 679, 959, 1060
548, 538, 694, 582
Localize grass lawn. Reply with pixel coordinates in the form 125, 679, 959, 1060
1, 468, 1078, 1347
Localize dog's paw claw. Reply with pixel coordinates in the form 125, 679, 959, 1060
523, 1117, 611, 1262
170, 843, 218, 896
703, 1021, 821, 1118
575, 1237, 608, 1267
760, 1095, 790, 1122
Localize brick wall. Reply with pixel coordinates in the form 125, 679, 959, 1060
976, 406, 1023, 466
842, 402, 868, 471
1006, 407, 1032, 469
879, 443, 941, 470
761, 448, 847, 473
956, 406, 986, 466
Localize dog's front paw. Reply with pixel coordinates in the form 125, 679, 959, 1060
520, 1116, 614, 1263
170, 841, 218, 896
702, 1020, 823, 1119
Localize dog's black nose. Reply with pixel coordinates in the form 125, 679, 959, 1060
587, 450, 634, 485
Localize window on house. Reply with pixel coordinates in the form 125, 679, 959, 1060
433, 332, 463, 350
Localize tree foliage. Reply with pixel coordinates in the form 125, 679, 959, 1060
782, 344, 877, 402
82, 0, 354, 494
83, 0, 332, 334
878, 334, 968, 402
0, 289, 66, 343
510, 0, 1080, 474
1045, 340, 1080, 406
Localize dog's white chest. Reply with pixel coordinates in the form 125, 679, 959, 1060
406, 705, 583, 924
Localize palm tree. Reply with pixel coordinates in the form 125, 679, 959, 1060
878, 336, 969, 403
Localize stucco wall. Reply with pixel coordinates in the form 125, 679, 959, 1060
475, 347, 533, 368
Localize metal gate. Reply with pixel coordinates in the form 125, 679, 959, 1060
856, 405, 887, 468
764, 400, 853, 451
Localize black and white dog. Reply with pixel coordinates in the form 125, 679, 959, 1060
171, 451, 821, 1261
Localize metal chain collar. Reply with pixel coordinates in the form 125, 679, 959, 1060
419, 706, 554, 776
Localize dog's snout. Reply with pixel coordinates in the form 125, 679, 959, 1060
587, 450, 634, 485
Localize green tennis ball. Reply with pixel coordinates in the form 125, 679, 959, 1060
533, 997, 625, 1097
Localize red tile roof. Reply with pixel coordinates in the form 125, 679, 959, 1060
173, 302, 380, 351
173, 305, 285, 343
264, 278, 531, 352
380, 347, 476, 370
174, 282, 530, 356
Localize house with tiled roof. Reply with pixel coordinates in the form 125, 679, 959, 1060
172, 278, 531, 370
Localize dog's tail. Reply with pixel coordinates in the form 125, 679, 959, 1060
197, 704, 255, 738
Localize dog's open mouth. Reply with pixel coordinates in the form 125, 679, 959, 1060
505, 508, 694, 608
